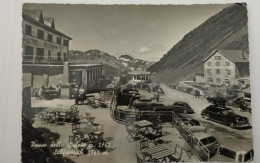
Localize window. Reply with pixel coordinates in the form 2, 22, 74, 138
63, 39, 69, 46
215, 56, 221, 60
208, 77, 213, 83
225, 62, 230, 66
208, 137, 216, 144
200, 138, 209, 145
225, 69, 231, 75
207, 69, 212, 75
69, 71, 82, 86
137, 75, 145, 80
48, 51, 51, 63
216, 69, 221, 74
64, 53, 67, 61
244, 150, 254, 162
56, 37, 61, 44
207, 62, 211, 66
57, 52, 61, 62
216, 62, 220, 66
24, 46, 33, 59
47, 34, 53, 42
216, 78, 221, 84
36, 48, 44, 60
25, 24, 32, 35
37, 29, 44, 39
218, 148, 236, 160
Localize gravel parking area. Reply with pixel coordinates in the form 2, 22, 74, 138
31, 92, 198, 163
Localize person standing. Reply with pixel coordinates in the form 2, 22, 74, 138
36, 86, 43, 99
55, 85, 61, 96
74, 85, 79, 105
195, 90, 200, 98
79, 86, 85, 105
156, 92, 160, 102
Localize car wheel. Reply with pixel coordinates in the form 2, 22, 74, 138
229, 122, 235, 128
183, 110, 188, 114
203, 114, 209, 120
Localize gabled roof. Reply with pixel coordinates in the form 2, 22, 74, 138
43, 17, 55, 29
22, 9, 72, 40
203, 49, 249, 63
23, 9, 44, 23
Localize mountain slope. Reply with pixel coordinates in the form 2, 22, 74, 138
148, 4, 249, 84
69, 50, 153, 75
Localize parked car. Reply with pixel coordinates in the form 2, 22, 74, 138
145, 101, 194, 114
211, 141, 254, 162
132, 101, 165, 110
201, 105, 250, 128
171, 101, 194, 114
179, 118, 206, 133
192, 132, 219, 157
206, 96, 226, 106
106, 84, 115, 89
138, 97, 152, 102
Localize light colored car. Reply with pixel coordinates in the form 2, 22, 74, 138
106, 84, 115, 89
192, 132, 219, 156
211, 141, 254, 162
180, 118, 206, 133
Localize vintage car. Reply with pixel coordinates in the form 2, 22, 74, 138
211, 141, 254, 162
206, 96, 226, 106
179, 118, 206, 133
201, 105, 250, 128
135, 101, 194, 114
192, 132, 219, 158
168, 101, 194, 114
132, 101, 165, 110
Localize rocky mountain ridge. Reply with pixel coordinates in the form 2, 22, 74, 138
148, 4, 249, 84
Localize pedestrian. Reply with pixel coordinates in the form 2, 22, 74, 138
79, 86, 85, 105
195, 90, 200, 98
36, 86, 43, 100
74, 85, 79, 105
55, 85, 61, 96
156, 92, 160, 102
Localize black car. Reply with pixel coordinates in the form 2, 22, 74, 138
201, 105, 250, 128
206, 96, 226, 106
133, 102, 165, 110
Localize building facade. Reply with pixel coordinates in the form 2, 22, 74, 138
22, 9, 102, 97
22, 9, 71, 65
203, 49, 249, 86
127, 71, 151, 85
69, 64, 102, 91
22, 9, 72, 89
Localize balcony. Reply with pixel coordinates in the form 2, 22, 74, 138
22, 55, 67, 65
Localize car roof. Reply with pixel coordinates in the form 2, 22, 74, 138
220, 141, 253, 152
174, 101, 188, 104
209, 105, 232, 110
193, 132, 213, 139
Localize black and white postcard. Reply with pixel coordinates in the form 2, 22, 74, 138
20, 3, 254, 162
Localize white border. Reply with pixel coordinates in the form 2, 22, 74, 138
0, 0, 259, 162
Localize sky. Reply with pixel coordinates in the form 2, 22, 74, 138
23, 4, 231, 61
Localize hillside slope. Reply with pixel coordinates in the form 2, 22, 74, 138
148, 4, 249, 84
69, 50, 153, 75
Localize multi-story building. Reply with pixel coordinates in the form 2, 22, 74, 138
203, 49, 249, 86
22, 9, 102, 97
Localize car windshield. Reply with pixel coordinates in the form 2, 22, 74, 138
218, 147, 236, 160
244, 150, 254, 162
222, 109, 234, 115
200, 138, 209, 145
